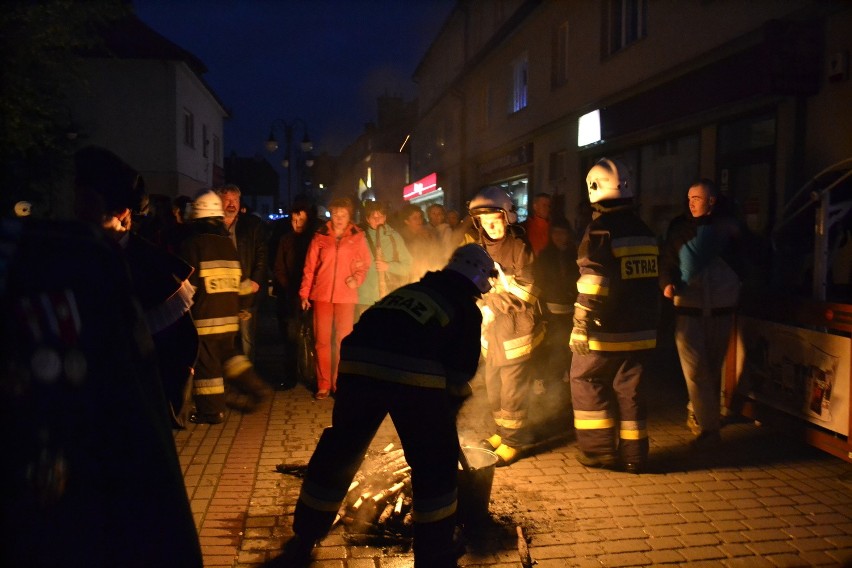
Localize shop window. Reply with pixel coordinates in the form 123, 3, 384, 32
552, 21, 570, 88
607, 0, 647, 55
510, 53, 528, 113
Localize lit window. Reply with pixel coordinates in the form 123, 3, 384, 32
608, 0, 647, 54
511, 53, 528, 113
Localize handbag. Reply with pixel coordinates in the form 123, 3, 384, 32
297, 309, 317, 390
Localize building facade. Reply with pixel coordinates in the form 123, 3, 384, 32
411, 0, 851, 291
66, 15, 228, 204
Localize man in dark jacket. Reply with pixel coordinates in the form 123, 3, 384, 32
276, 244, 496, 568
216, 184, 268, 361
272, 200, 316, 387
569, 158, 660, 474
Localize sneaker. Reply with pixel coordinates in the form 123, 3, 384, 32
691, 430, 722, 450
576, 450, 618, 469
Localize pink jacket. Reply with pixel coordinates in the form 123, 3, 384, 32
300, 221, 371, 304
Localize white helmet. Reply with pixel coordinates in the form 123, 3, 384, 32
468, 186, 517, 224
191, 189, 224, 219
586, 158, 633, 203
14, 200, 32, 217
444, 244, 496, 294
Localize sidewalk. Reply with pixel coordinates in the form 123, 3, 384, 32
175, 301, 852, 567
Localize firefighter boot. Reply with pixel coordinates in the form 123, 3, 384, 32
479, 434, 501, 451
494, 443, 520, 467
576, 450, 618, 470
265, 535, 316, 567
224, 355, 273, 412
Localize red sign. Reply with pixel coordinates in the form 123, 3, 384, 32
403, 172, 438, 201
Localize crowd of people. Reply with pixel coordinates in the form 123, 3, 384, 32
2, 145, 750, 567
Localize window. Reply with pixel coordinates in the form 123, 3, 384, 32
202, 124, 209, 157
183, 109, 195, 147
510, 53, 528, 113
553, 21, 570, 87
608, 0, 647, 54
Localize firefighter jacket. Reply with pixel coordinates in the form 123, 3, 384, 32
575, 201, 659, 352
660, 210, 743, 315
337, 270, 482, 392
466, 226, 542, 366
179, 219, 242, 338
300, 221, 371, 305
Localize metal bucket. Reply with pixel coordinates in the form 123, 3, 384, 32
457, 446, 498, 523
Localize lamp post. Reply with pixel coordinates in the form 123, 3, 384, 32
265, 118, 313, 211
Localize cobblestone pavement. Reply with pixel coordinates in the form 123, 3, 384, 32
175, 301, 852, 567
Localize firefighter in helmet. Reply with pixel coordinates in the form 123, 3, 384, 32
569, 158, 660, 474
277, 244, 496, 568
179, 189, 272, 424
465, 186, 542, 466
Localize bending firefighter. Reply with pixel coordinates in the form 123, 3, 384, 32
466, 187, 542, 466
275, 244, 496, 568
569, 158, 660, 474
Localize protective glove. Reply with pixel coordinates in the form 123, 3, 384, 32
569, 316, 590, 356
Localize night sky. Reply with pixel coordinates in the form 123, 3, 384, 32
133, 0, 456, 160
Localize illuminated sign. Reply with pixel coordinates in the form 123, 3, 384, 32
578, 109, 602, 147
403, 172, 438, 200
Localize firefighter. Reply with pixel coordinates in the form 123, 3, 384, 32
179, 190, 272, 424
568, 158, 660, 474
465, 186, 542, 467
275, 244, 495, 568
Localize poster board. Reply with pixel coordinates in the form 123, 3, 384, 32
735, 316, 851, 436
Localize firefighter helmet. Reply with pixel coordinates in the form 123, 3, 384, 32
14, 201, 32, 217
191, 189, 224, 219
444, 244, 496, 294
468, 186, 517, 224
586, 158, 633, 203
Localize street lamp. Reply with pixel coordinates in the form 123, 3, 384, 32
265, 118, 313, 210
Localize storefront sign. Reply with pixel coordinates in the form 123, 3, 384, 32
403, 172, 437, 201
478, 144, 533, 177
735, 316, 850, 436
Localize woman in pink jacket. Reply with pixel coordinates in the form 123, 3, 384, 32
300, 197, 371, 399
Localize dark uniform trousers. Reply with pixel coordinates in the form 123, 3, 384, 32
294, 374, 460, 568
570, 350, 650, 464
194, 332, 267, 416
